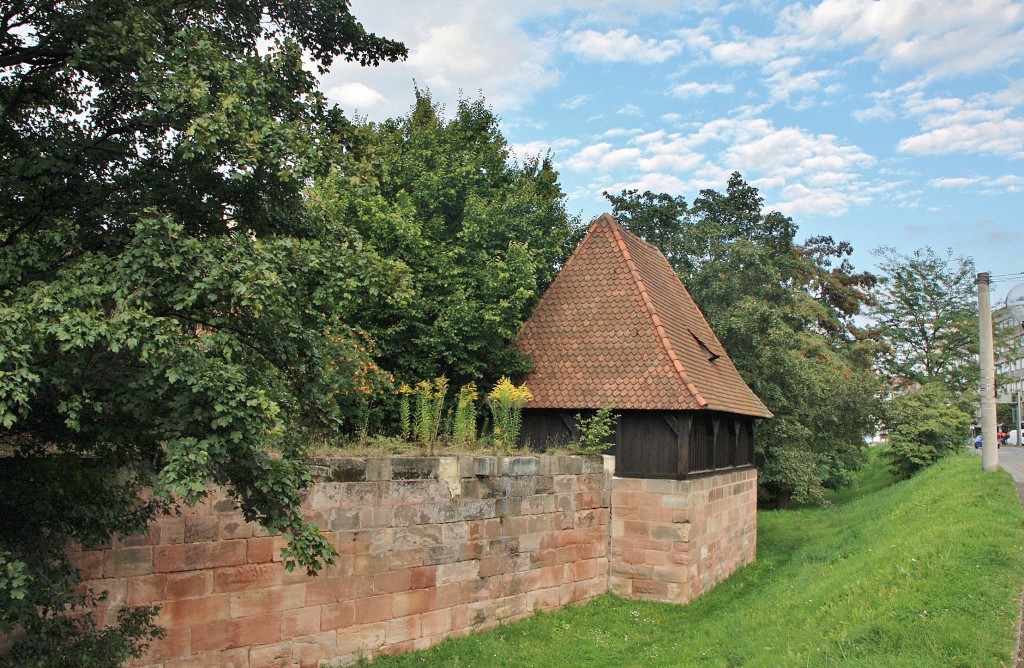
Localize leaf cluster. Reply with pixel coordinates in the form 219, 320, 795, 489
870, 246, 978, 395
315, 90, 580, 387
0, 0, 405, 660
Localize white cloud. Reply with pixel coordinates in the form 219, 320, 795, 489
616, 104, 644, 117
563, 28, 684, 64
669, 81, 734, 98
897, 91, 1024, 158
929, 174, 1024, 194
319, 1, 564, 120
563, 142, 641, 172
929, 176, 985, 189
326, 82, 386, 109
559, 94, 592, 110
779, 0, 1024, 79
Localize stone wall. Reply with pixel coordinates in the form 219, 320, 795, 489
609, 468, 758, 603
71, 455, 612, 667
60, 456, 756, 667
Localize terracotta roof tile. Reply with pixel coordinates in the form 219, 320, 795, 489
515, 213, 772, 418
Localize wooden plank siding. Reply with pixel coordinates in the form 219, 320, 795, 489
521, 409, 756, 479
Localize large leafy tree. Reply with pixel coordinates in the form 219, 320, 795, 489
316, 91, 579, 388
0, 1, 404, 662
607, 174, 881, 507
871, 246, 978, 395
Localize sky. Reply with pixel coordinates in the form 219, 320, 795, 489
320, 0, 1024, 304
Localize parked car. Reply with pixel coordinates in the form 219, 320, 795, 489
1007, 430, 1021, 446
974, 433, 1003, 448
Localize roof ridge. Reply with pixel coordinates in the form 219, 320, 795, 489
600, 215, 709, 409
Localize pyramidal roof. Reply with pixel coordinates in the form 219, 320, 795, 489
515, 213, 772, 418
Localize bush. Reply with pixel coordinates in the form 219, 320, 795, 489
881, 382, 972, 478
570, 407, 616, 454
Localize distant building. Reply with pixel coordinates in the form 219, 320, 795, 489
995, 304, 1024, 428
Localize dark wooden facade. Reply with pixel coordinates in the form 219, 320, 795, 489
521, 409, 755, 479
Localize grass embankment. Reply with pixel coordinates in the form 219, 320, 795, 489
367, 452, 1024, 667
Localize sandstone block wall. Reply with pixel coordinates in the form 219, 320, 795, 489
56, 456, 757, 667
609, 468, 758, 603
70, 455, 612, 667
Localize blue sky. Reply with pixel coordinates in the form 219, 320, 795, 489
321, 0, 1024, 303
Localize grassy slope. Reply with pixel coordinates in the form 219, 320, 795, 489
367, 453, 1024, 667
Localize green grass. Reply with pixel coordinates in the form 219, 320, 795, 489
366, 452, 1024, 667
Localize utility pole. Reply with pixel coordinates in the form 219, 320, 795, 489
978, 272, 999, 471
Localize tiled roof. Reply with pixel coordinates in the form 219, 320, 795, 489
515, 213, 773, 418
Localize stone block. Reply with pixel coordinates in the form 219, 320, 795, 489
165, 570, 213, 599
473, 456, 501, 477
103, 546, 153, 578
420, 609, 452, 637
354, 595, 393, 624
125, 573, 166, 605
185, 515, 221, 543
392, 457, 440, 480
281, 606, 321, 638
320, 601, 355, 631
158, 593, 231, 627
292, 631, 337, 666
330, 458, 368, 483
214, 563, 284, 593
154, 540, 246, 573
392, 588, 431, 617
385, 615, 422, 646
373, 569, 412, 594
191, 611, 282, 652
652, 523, 690, 543
229, 584, 306, 618
248, 640, 292, 668
503, 456, 539, 477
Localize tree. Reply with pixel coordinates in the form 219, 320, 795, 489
316, 91, 579, 389
0, 1, 405, 662
871, 246, 978, 395
606, 174, 881, 507
881, 382, 973, 478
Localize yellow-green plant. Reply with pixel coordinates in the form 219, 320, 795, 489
451, 382, 479, 447
414, 377, 448, 449
487, 377, 533, 452
396, 383, 413, 439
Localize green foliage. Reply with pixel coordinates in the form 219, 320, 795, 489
570, 407, 616, 454
0, 0, 404, 658
321, 317, 395, 436
451, 383, 479, 448
315, 91, 579, 387
366, 454, 1024, 667
607, 174, 881, 507
872, 246, 978, 395
881, 382, 974, 478
487, 378, 533, 452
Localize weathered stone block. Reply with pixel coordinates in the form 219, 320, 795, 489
502, 456, 539, 477
473, 456, 501, 477
392, 457, 439, 480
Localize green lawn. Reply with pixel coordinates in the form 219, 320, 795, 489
366, 452, 1024, 667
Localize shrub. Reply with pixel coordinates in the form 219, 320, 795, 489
570, 407, 616, 454
881, 382, 972, 478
